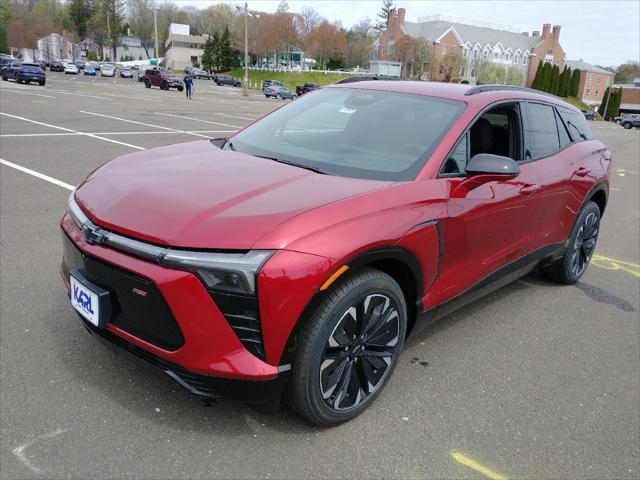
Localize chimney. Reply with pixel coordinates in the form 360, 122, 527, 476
552, 25, 561, 44
542, 23, 551, 38
397, 8, 406, 25
388, 8, 396, 22
532, 31, 540, 37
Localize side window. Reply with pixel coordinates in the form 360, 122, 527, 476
555, 109, 572, 148
524, 102, 560, 159
441, 133, 468, 175
557, 107, 594, 142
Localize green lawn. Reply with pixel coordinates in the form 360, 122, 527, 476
561, 96, 604, 120
229, 69, 353, 91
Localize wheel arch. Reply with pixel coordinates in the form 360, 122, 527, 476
586, 181, 608, 217
278, 247, 423, 366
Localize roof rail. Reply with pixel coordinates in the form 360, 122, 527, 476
464, 84, 559, 98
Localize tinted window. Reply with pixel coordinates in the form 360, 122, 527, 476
555, 109, 572, 148
557, 107, 594, 141
230, 88, 465, 181
525, 103, 559, 159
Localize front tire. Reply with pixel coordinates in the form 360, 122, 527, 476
144, 79, 151, 88
288, 268, 407, 426
541, 201, 600, 284
276, 93, 282, 99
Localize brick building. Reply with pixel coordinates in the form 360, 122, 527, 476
373, 9, 566, 86
613, 77, 640, 114
565, 60, 614, 109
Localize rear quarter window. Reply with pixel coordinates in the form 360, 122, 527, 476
557, 107, 594, 141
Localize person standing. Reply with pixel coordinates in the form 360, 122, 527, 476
183, 73, 193, 99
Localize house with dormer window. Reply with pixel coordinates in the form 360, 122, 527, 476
372, 9, 566, 86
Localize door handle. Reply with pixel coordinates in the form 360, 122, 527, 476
573, 167, 591, 177
519, 184, 542, 195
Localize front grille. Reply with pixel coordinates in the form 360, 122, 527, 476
62, 231, 185, 351
209, 291, 265, 360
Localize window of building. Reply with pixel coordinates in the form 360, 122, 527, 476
483, 50, 488, 59
441, 46, 447, 56
461, 67, 465, 76
524, 102, 561, 159
463, 48, 469, 57
514, 54, 519, 64
471, 68, 476, 78
586, 88, 590, 95
522, 55, 528, 65
439, 65, 444, 75
595, 89, 599, 95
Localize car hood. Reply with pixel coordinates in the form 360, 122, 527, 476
74, 140, 392, 249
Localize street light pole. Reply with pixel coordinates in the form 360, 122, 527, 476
154, 9, 159, 64
243, 2, 248, 96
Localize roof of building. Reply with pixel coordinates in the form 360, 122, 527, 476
166, 34, 207, 47
564, 59, 612, 75
402, 20, 540, 52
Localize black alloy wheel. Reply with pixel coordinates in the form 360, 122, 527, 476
569, 209, 599, 278
319, 293, 401, 411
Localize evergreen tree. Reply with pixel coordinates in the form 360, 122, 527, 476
374, 0, 395, 32
201, 37, 216, 72
218, 26, 233, 72
541, 62, 552, 92
558, 66, 570, 97
570, 68, 581, 97
0, 1, 11, 54
550, 64, 560, 95
531, 60, 544, 91
69, 0, 94, 39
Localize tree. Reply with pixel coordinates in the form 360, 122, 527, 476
201, 36, 215, 72
374, 0, 394, 32
570, 68, 581, 97
598, 87, 622, 120
440, 51, 462, 82
549, 64, 560, 95
478, 64, 523, 86
540, 62, 552, 92
613, 60, 639, 83
412, 38, 434, 79
128, 0, 155, 59
297, 6, 321, 41
344, 18, 374, 69
69, 0, 93, 38
531, 60, 544, 90
394, 36, 415, 76
217, 25, 234, 71
558, 66, 571, 97
306, 21, 345, 70
0, 1, 11, 54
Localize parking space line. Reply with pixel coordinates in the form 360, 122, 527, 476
592, 254, 640, 278
0, 112, 145, 150
1, 130, 235, 137
451, 452, 507, 480
154, 112, 244, 129
48, 89, 111, 100
2, 89, 56, 99
0, 159, 74, 191
79, 110, 212, 139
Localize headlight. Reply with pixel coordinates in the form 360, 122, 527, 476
67, 192, 273, 295
160, 250, 273, 295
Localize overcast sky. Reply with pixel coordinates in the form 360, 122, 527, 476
174, 0, 639, 67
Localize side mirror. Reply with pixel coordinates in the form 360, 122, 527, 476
465, 153, 520, 176
210, 137, 227, 149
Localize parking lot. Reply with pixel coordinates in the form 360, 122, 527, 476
0, 71, 638, 479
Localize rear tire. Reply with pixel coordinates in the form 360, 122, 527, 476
288, 268, 407, 426
623, 122, 632, 129
161, 81, 168, 90
177, 86, 184, 92
39, 80, 45, 86
541, 201, 600, 284
2, 75, 6, 81
276, 93, 282, 99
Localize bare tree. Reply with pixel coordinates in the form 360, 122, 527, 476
345, 18, 374, 69
306, 20, 345, 70
394, 36, 415, 76
128, 0, 155, 58
412, 38, 434, 79
440, 51, 462, 82
298, 5, 321, 39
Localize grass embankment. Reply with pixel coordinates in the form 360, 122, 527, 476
229, 69, 351, 91
562, 96, 604, 120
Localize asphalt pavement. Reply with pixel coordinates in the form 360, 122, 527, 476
0, 71, 638, 479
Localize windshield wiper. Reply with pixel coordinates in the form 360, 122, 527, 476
252, 155, 327, 175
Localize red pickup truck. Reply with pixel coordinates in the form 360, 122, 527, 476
144, 69, 184, 91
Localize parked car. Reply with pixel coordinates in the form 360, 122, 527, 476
137, 69, 146, 82
61, 82, 611, 426
214, 74, 240, 87
189, 67, 212, 79
84, 64, 96, 76
64, 63, 79, 75
144, 69, 184, 91
120, 67, 133, 78
0, 53, 13, 68
581, 109, 596, 120
296, 83, 320, 96
620, 115, 640, 129
50, 60, 64, 72
264, 85, 296, 99
74, 60, 86, 70
101, 64, 115, 77
1, 62, 46, 85
262, 79, 283, 92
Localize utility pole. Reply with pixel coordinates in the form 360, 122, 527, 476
243, 2, 249, 96
154, 9, 159, 64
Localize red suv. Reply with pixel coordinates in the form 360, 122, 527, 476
144, 68, 184, 91
61, 82, 611, 425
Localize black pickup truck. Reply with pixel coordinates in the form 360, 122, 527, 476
295, 83, 320, 96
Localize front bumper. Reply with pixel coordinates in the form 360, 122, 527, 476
61, 214, 287, 389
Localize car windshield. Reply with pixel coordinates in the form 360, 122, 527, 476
229, 87, 465, 181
